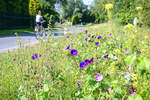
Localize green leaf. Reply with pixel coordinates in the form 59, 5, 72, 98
125, 55, 136, 66
43, 84, 49, 92
128, 94, 143, 100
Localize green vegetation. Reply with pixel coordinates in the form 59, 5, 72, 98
0, 23, 150, 99
0, 28, 34, 36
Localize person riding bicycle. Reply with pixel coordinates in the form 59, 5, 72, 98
35, 10, 45, 32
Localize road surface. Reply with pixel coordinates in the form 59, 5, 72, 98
0, 26, 86, 53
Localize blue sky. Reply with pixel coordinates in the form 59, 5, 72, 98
83, 0, 94, 6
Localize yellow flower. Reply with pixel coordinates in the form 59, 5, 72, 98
144, 36, 148, 39
115, 49, 120, 54
136, 6, 143, 11
105, 3, 113, 10
124, 24, 134, 32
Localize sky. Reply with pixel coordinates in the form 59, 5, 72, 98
83, 0, 94, 6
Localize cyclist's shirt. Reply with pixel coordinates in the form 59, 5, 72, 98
36, 15, 42, 23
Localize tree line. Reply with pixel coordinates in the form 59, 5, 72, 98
0, 0, 150, 29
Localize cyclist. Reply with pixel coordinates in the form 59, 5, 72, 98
35, 10, 43, 32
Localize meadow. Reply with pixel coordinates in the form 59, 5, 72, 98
0, 22, 150, 100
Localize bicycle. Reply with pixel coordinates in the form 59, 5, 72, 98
35, 20, 47, 40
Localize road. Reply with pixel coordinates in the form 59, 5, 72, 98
0, 26, 86, 53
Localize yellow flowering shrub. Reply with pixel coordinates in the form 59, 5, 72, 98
105, 3, 113, 10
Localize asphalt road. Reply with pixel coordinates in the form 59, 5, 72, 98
0, 26, 86, 53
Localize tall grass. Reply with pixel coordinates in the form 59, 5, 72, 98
0, 23, 150, 100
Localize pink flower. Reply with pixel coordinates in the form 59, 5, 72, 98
128, 66, 132, 71
124, 49, 128, 53
108, 88, 112, 92
66, 35, 69, 39
95, 73, 103, 82
131, 91, 136, 95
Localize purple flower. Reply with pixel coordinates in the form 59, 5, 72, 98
77, 81, 82, 86
131, 91, 136, 95
95, 73, 103, 82
126, 84, 129, 87
79, 61, 87, 68
66, 45, 70, 50
128, 66, 132, 71
106, 73, 109, 76
32, 56, 35, 60
34, 54, 38, 59
85, 38, 87, 41
87, 34, 90, 37
109, 33, 112, 36
85, 30, 88, 34
88, 40, 91, 42
95, 42, 99, 46
120, 45, 123, 48
70, 49, 78, 56
105, 37, 107, 40
97, 36, 102, 39
85, 59, 90, 65
104, 54, 109, 59
32, 54, 38, 60
66, 35, 69, 39
89, 57, 94, 63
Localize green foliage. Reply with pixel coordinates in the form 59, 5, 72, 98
29, 0, 40, 16
91, 0, 108, 23
114, 0, 136, 24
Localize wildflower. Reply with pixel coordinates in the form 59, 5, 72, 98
95, 42, 99, 46
136, 6, 143, 11
34, 54, 38, 59
125, 24, 134, 32
85, 30, 88, 34
85, 38, 87, 41
88, 40, 91, 42
89, 57, 94, 63
104, 54, 109, 59
66, 35, 69, 39
79, 61, 87, 68
128, 66, 132, 71
32, 56, 35, 60
32, 54, 38, 60
124, 72, 130, 80
109, 33, 112, 36
120, 45, 123, 49
108, 88, 112, 92
70, 49, 78, 56
113, 56, 117, 60
105, 3, 113, 10
105, 37, 107, 40
87, 34, 90, 37
126, 84, 129, 87
106, 73, 109, 76
95, 73, 103, 82
85, 59, 90, 65
115, 49, 120, 54
131, 91, 136, 95
77, 81, 82, 86
124, 49, 128, 53
0, 68, 1, 73
66, 45, 70, 50
97, 36, 101, 39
